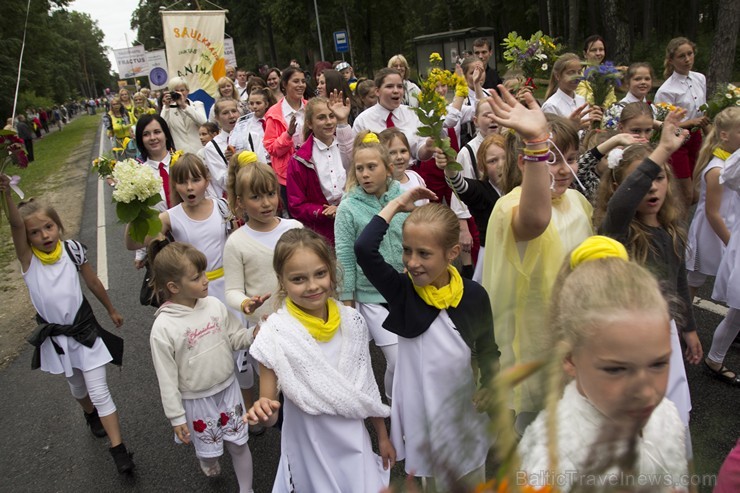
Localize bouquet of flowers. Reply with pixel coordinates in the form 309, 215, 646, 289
111, 158, 163, 242
91, 154, 117, 180
0, 129, 29, 220
413, 52, 468, 171
650, 102, 680, 143
601, 103, 624, 130
580, 61, 622, 108
700, 83, 740, 120
501, 31, 561, 88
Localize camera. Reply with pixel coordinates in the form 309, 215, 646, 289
169, 91, 181, 101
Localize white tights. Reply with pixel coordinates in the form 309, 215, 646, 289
199, 441, 253, 493
708, 308, 740, 364
66, 366, 116, 416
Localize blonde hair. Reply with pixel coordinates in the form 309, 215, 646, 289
693, 107, 740, 183
302, 97, 330, 141
213, 97, 238, 118
169, 153, 210, 207
217, 76, 238, 98
346, 131, 392, 191
404, 203, 460, 252
168, 76, 189, 91
387, 54, 410, 79
545, 53, 581, 100
18, 198, 65, 238
594, 144, 687, 263
149, 241, 207, 302
226, 153, 279, 218
475, 134, 506, 181
273, 228, 338, 305
663, 37, 696, 79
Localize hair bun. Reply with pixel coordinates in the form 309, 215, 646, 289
569, 235, 628, 270
362, 132, 380, 144
237, 151, 258, 167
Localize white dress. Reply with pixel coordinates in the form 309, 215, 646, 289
391, 310, 489, 480
273, 333, 389, 493
519, 382, 688, 493
22, 249, 111, 377
686, 158, 735, 276
713, 152, 740, 309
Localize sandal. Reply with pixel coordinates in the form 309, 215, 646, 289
704, 359, 740, 387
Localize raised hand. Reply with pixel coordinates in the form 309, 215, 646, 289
328, 89, 351, 123
486, 84, 547, 141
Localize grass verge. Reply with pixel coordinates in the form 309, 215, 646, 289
0, 114, 101, 269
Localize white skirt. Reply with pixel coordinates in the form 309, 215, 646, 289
179, 377, 248, 459
666, 320, 691, 428
356, 302, 398, 347
40, 334, 112, 377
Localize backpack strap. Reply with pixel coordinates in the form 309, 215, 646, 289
63, 240, 87, 271
463, 143, 476, 172
212, 141, 229, 166
216, 198, 234, 233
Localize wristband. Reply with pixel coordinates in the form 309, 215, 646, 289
523, 147, 550, 156
524, 133, 550, 145
241, 298, 251, 314
522, 152, 553, 162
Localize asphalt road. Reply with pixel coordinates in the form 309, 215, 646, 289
0, 122, 738, 492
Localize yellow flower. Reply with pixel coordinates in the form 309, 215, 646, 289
429, 52, 442, 63
170, 150, 184, 167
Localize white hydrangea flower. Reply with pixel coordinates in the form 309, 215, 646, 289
112, 159, 162, 204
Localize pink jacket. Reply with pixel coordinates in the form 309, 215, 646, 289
263, 97, 307, 186
286, 126, 353, 245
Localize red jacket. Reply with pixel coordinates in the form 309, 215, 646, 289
286, 126, 353, 245
263, 97, 307, 186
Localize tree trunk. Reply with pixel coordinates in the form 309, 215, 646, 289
546, 0, 555, 36
265, 15, 277, 67
538, 0, 549, 34
707, 0, 740, 95
686, 0, 699, 40
642, 0, 652, 44
600, 0, 630, 64
568, 0, 580, 49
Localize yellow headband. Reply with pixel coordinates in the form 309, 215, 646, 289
362, 132, 379, 144
569, 235, 628, 270
237, 151, 258, 167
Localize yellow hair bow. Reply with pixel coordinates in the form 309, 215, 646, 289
169, 150, 184, 167
569, 235, 628, 270
362, 132, 379, 144
237, 151, 258, 167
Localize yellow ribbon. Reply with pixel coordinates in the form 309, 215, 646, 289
206, 267, 224, 281
237, 151, 258, 167
713, 147, 731, 161
569, 235, 628, 270
32, 241, 63, 265
169, 150, 184, 167
362, 132, 380, 144
411, 265, 464, 309
286, 298, 340, 342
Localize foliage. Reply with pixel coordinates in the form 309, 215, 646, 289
580, 61, 622, 109
110, 159, 163, 243
501, 31, 562, 85
411, 53, 466, 171
700, 83, 740, 121
0, 1, 112, 118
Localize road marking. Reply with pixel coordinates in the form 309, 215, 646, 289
693, 297, 729, 317
96, 126, 108, 289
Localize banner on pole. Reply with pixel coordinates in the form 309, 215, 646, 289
224, 37, 237, 68
161, 10, 226, 105
113, 46, 149, 79
146, 49, 169, 90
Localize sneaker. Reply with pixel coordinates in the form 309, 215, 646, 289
83, 409, 107, 438
199, 458, 221, 477
109, 443, 135, 474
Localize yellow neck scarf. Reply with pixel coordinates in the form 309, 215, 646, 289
411, 265, 464, 309
286, 298, 340, 342
714, 147, 731, 161
32, 241, 63, 265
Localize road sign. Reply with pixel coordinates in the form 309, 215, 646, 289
333, 30, 349, 53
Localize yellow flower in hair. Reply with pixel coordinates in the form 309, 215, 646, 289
362, 132, 379, 144
237, 150, 258, 167
569, 235, 628, 270
169, 150, 184, 167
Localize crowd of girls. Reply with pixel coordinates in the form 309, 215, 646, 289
4, 33, 740, 493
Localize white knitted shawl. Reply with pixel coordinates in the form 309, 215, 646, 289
249, 300, 390, 419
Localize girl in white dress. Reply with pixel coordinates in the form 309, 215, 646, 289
149, 242, 255, 490
245, 228, 395, 493
686, 107, 740, 298
379, 128, 428, 202
356, 196, 498, 491
0, 176, 133, 474
518, 235, 688, 493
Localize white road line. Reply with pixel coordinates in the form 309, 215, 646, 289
96, 125, 108, 289
693, 297, 729, 317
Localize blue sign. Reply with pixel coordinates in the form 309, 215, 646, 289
333, 30, 349, 53
149, 67, 169, 86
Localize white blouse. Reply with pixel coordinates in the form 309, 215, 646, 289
655, 71, 706, 120
541, 88, 587, 118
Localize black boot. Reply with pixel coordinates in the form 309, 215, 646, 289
83, 409, 107, 438
109, 443, 135, 474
